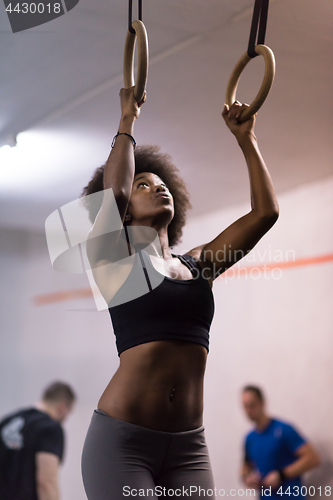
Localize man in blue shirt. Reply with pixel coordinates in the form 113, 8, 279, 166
241, 386, 320, 499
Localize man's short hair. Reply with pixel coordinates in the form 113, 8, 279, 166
42, 381, 76, 405
243, 385, 264, 403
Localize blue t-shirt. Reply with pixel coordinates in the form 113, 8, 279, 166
245, 418, 306, 499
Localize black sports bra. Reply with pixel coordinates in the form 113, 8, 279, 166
108, 250, 215, 356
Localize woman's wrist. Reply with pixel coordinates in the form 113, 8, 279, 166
111, 132, 136, 149
118, 115, 136, 134
236, 131, 257, 148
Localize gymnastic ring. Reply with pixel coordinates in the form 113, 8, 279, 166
123, 19, 148, 103
225, 44, 275, 122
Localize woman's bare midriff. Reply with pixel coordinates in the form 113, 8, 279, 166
97, 340, 207, 432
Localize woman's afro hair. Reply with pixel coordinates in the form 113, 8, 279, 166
81, 145, 192, 248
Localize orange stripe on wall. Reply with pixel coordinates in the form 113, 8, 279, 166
223, 252, 333, 277
34, 253, 333, 305
34, 288, 93, 305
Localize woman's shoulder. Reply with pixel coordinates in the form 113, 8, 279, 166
180, 244, 214, 286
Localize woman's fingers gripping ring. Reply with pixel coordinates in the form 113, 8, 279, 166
138, 90, 147, 107
228, 101, 249, 122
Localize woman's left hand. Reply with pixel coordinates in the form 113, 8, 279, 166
222, 101, 256, 141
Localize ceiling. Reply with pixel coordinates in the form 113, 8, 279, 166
0, 0, 332, 231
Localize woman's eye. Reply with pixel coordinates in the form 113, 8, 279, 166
138, 182, 149, 188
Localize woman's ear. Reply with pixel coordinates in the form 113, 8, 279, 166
124, 214, 132, 221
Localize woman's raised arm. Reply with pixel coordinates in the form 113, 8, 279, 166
103, 88, 145, 202
190, 101, 279, 279
87, 87, 146, 265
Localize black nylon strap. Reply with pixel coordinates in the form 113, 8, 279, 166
248, 0, 270, 58
176, 254, 197, 277
137, 250, 153, 292
128, 0, 143, 34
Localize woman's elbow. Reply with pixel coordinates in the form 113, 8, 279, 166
255, 207, 279, 230
266, 199, 280, 222
267, 207, 279, 225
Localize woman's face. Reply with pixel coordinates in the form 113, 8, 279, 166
127, 172, 174, 227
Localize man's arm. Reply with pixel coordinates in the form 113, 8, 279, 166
241, 441, 261, 489
36, 452, 60, 500
262, 443, 321, 488
241, 461, 261, 489
282, 442, 321, 479
241, 460, 253, 478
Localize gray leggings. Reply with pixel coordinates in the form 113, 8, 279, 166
81, 410, 215, 500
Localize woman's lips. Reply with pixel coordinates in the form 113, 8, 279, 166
155, 193, 170, 199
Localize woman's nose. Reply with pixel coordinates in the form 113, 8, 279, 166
155, 184, 166, 193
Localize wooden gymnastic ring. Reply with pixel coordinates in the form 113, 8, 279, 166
123, 20, 148, 103
225, 44, 275, 122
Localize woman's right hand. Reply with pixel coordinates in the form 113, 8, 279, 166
120, 87, 146, 122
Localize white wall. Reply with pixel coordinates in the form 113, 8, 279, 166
1, 175, 333, 499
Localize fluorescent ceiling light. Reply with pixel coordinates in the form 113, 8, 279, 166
0, 129, 95, 195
